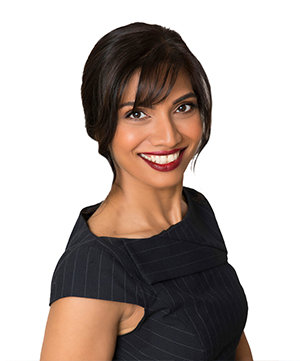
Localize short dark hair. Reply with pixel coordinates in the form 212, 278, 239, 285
81, 22, 212, 180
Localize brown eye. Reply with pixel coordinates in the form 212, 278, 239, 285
176, 103, 194, 113
127, 110, 147, 119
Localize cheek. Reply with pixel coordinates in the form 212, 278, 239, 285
111, 124, 147, 157
181, 117, 203, 143
193, 119, 203, 139
194, 115, 203, 139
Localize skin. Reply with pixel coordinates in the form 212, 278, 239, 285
40, 71, 253, 360
88, 71, 202, 239
235, 332, 253, 360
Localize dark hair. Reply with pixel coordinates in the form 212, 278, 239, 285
81, 22, 212, 180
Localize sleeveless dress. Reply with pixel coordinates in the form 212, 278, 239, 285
50, 187, 248, 360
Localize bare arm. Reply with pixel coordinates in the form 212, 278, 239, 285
40, 297, 124, 361
235, 331, 253, 361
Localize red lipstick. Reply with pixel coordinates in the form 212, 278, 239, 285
138, 148, 186, 172
140, 148, 184, 156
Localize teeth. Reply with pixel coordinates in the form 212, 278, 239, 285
140, 151, 180, 164
160, 156, 167, 164
168, 154, 175, 162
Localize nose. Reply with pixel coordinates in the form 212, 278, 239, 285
150, 114, 182, 148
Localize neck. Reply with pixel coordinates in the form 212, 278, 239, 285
106, 177, 187, 231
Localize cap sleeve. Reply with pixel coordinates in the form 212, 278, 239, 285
50, 242, 143, 307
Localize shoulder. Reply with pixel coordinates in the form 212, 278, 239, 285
183, 187, 224, 238
50, 209, 145, 307
184, 186, 206, 201
183, 186, 212, 209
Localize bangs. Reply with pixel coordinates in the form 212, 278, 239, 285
135, 52, 183, 107
82, 22, 212, 180
118, 44, 184, 110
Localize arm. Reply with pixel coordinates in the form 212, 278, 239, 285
40, 297, 125, 361
235, 331, 253, 361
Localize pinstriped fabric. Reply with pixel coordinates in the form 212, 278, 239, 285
51, 242, 144, 306
49, 187, 248, 360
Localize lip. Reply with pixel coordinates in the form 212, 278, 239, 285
139, 147, 185, 156
138, 148, 186, 172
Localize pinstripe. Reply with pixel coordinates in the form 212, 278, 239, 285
202, 270, 234, 324
181, 276, 215, 350
133, 333, 195, 361
95, 238, 125, 264
169, 282, 206, 356
97, 250, 103, 299
49, 187, 248, 360
60, 252, 69, 298
150, 317, 196, 336
216, 267, 244, 323
176, 220, 195, 242
172, 278, 211, 353
144, 327, 204, 352
132, 240, 182, 254
159, 283, 176, 310
215, 268, 240, 327
143, 253, 225, 276
222, 266, 246, 319
173, 226, 183, 240
134, 282, 139, 305
137, 248, 200, 266
71, 247, 79, 295
191, 273, 223, 351
208, 269, 239, 330
69, 231, 91, 250
123, 268, 127, 303
120, 338, 158, 360
201, 270, 232, 349
111, 258, 115, 300
69, 224, 86, 243
84, 246, 91, 297
115, 345, 140, 360
199, 207, 224, 238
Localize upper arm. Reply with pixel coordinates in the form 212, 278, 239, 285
40, 297, 124, 361
235, 331, 253, 361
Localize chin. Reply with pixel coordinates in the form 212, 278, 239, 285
138, 168, 187, 190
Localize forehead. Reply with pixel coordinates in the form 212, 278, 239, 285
120, 70, 194, 106
120, 71, 140, 103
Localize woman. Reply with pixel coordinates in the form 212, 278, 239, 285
41, 22, 253, 360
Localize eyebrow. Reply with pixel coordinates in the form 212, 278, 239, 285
119, 92, 197, 109
173, 92, 197, 105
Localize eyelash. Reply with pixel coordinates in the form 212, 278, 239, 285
125, 102, 198, 120
176, 102, 197, 113
126, 110, 147, 120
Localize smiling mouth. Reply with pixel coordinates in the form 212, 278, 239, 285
138, 148, 186, 172
139, 151, 181, 165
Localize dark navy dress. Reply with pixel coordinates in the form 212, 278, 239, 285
50, 187, 248, 360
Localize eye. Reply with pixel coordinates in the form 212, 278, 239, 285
176, 103, 196, 113
127, 110, 147, 120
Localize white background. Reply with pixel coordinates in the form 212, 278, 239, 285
1, 1, 299, 360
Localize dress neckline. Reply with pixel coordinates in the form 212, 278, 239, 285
80, 187, 197, 241
74, 186, 227, 284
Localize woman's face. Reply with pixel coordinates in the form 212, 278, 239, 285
111, 71, 203, 189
